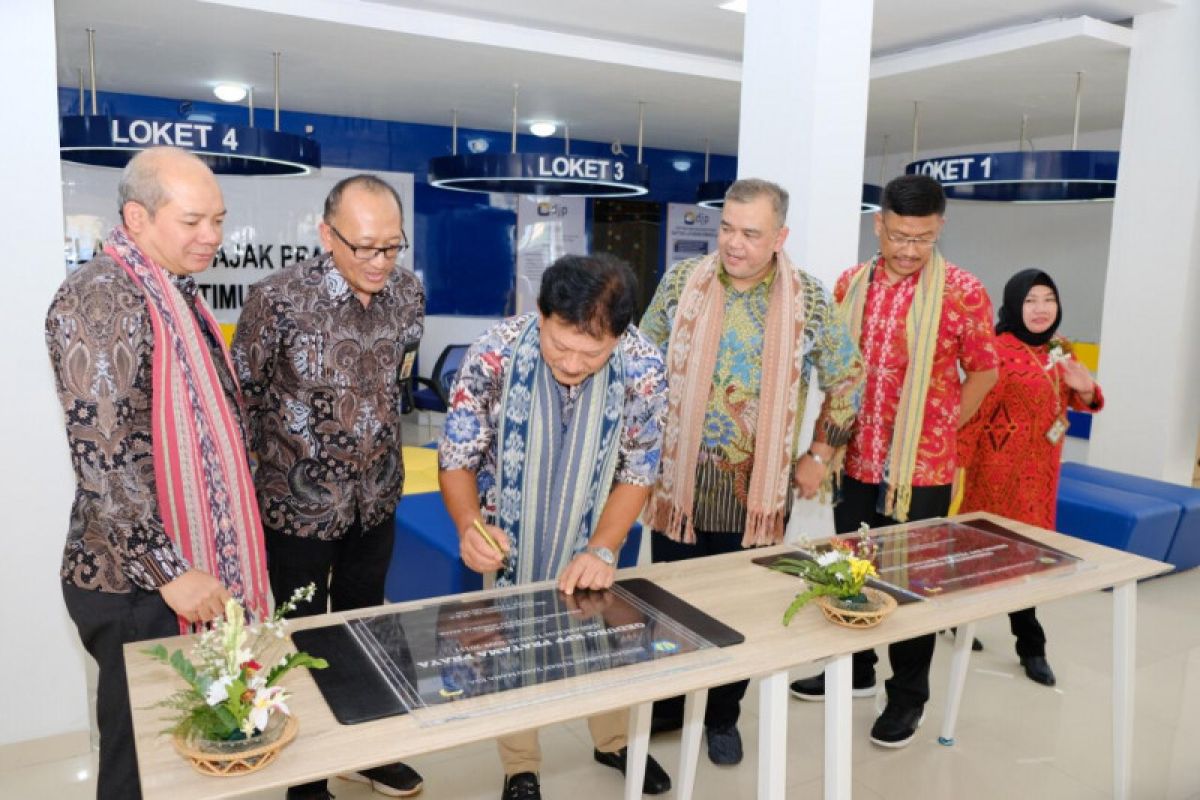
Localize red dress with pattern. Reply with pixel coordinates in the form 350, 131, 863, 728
834, 259, 998, 487
957, 333, 1104, 529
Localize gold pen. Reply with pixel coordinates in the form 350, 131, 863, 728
472, 518, 508, 564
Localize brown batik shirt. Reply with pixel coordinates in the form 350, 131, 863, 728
232, 253, 425, 540
45, 255, 244, 592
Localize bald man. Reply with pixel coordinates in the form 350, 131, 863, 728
46, 146, 269, 799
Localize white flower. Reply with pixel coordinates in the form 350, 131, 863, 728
205, 675, 234, 706
247, 686, 290, 733
816, 550, 845, 567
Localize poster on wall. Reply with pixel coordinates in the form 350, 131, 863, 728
514, 195, 587, 314
665, 203, 719, 267
61, 163, 416, 337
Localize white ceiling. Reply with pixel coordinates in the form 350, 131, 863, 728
52, 0, 1173, 157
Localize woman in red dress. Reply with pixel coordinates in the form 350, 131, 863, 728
958, 269, 1103, 687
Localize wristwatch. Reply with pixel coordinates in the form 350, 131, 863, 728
586, 546, 616, 566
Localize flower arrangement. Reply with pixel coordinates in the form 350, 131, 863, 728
1045, 338, 1073, 370
146, 584, 328, 743
771, 534, 879, 626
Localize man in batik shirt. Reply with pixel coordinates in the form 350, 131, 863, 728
438, 253, 671, 800
639, 177, 863, 766
789, 174, 999, 751
233, 174, 425, 799
46, 146, 269, 800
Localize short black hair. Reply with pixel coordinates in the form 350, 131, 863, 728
537, 253, 638, 338
882, 174, 946, 217
323, 174, 404, 222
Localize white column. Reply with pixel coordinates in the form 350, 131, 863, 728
1089, 0, 1200, 483
738, 0, 875, 538
0, 4, 89, 755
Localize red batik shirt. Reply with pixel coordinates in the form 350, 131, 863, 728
957, 333, 1104, 529
834, 258, 998, 487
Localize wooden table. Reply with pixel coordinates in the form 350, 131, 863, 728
127, 512, 1169, 799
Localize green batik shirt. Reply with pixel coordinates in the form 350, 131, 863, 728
640, 255, 862, 533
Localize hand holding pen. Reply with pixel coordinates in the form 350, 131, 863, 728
458, 517, 511, 574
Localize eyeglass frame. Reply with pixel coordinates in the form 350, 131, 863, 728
327, 223, 410, 261
878, 218, 940, 250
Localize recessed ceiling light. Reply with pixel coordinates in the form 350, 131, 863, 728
213, 83, 248, 103
719, 0, 747, 12
529, 121, 557, 138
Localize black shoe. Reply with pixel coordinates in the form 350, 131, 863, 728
339, 762, 423, 796
705, 725, 743, 766
1020, 656, 1057, 687
949, 627, 984, 651
287, 780, 334, 799
788, 672, 877, 701
869, 702, 924, 748
501, 772, 541, 800
649, 714, 682, 735
593, 747, 672, 794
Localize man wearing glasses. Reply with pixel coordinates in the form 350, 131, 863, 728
232, 174, 426, 799
788, 174, 998, 749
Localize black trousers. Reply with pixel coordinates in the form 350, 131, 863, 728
266, 513, 396, 794
265, 514, 396, 619
1009, 607, 1047, 658
62, 583, 178, 800
835, 476, 952, 710
650, 529, 749, 729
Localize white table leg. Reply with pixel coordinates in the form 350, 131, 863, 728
758, 671, 789, 800
824, 655, 853, 800
625, 701, 651, 800
676, 690, 708, 800
938, 621, 976, 746
1113, 580, 1136, 800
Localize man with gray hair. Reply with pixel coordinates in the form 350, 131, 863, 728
46, 146, 269, 799
640, 177, 863, 764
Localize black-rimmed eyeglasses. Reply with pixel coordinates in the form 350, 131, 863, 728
328, 224, 410, 261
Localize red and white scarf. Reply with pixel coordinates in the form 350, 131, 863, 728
106, 226, 270, 630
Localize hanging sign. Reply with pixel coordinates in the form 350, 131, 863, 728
905, 150, 1118, 202
60, 115, 321, 176
429, 153, 649, 197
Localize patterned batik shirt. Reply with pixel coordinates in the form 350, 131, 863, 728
834, 257, 998, 487
233, 253, 425, 540
45, 255, 244, 592
639, 256, 863, 532
438, 314, 668, 522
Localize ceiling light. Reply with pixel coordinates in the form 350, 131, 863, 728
672, 158, 692, 172
213, 83, 248, 103
719, 0, 747, 13
529, 121, 557, 138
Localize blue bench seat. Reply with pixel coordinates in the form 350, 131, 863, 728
1061, 462, 1200, 571
1055, 476, 1179, 562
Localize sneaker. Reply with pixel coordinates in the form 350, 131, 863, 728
869, 702, 924, 748
501, 772, 541, 800
593, 747, 672, 794
788, 672, 877, 701
705, 725, 743, 765
338, 762, 423, 797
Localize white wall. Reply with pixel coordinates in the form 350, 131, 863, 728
0, 5, 90, 750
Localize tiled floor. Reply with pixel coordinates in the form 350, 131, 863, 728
4, 566, 1199, 799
